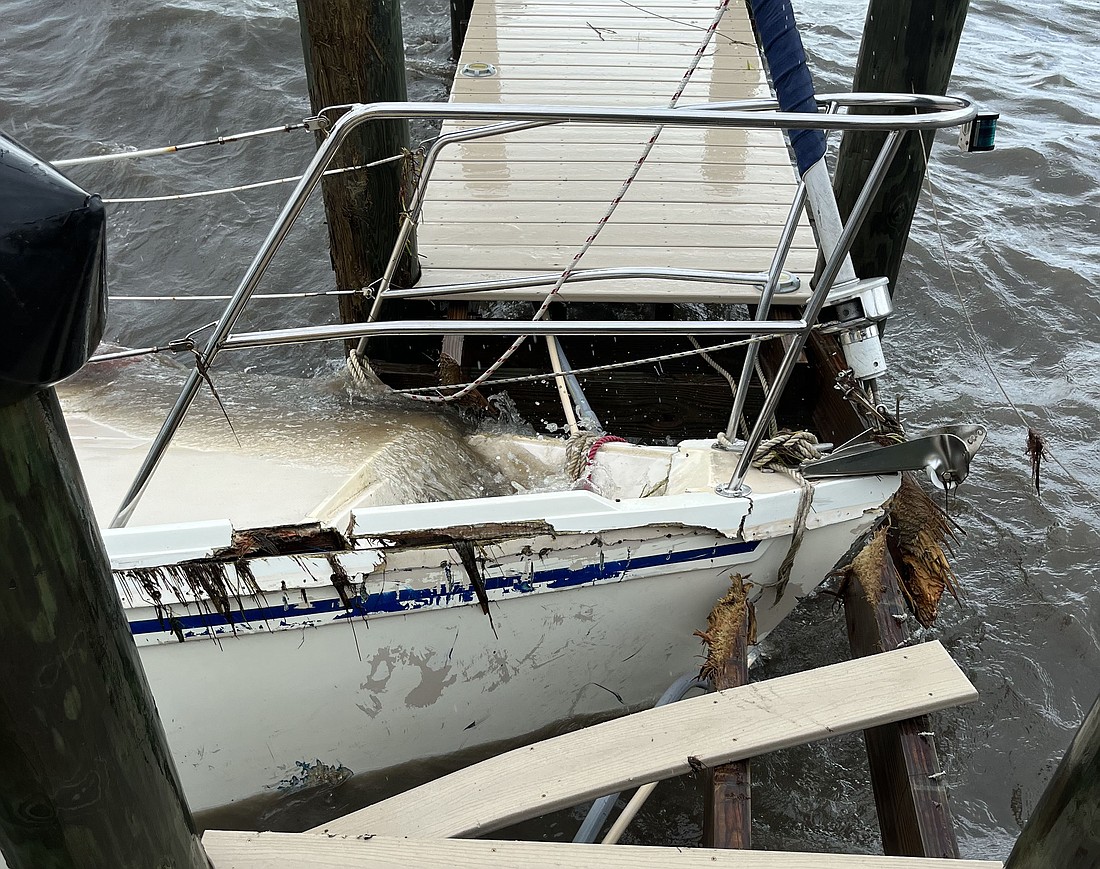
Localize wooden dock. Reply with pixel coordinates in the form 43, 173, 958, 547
412, 0, 818, 305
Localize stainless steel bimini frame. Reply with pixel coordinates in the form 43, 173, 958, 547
109, 94, 976, 528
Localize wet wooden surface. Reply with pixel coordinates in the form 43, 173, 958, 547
203, 830, 1005, 868
413, 0, 818, 304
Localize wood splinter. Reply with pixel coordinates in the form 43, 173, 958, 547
695, 574, 756, 849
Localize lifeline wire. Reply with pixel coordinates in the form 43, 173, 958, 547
110, 289, 362, 302
399, 0, 736, 404
391, 335, 773, 395
53, 121, 310, 168
921, 146, 1100, 512
102, 154, 406, 204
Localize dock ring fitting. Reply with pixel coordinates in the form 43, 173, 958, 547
461, 62, 497, 77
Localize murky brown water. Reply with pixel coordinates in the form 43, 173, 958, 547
2, 0, 1098, 861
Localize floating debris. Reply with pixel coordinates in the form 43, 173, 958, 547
1026, 427, 1048, 497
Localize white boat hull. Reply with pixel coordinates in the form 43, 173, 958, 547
114, 469, 896, 811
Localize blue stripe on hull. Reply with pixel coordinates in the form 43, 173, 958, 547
128, 538, 760, 637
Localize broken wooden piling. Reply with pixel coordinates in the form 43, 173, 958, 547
697, 576, 755, 849
843, 529, 961, 858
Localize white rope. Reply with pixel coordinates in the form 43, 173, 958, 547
398, 0, 735, 404
102, 155, 406, 204
689, 335, 739, 395
565, 432, 602, 481
749, 430, 823, 470
744, 430, 823, 604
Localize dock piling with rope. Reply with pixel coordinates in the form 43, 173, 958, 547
296, 0, 421, 331
831, 0, 972, 295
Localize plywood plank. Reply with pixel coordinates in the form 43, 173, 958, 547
203, 831, 1004, 869
458, 28, 756, 43
451, 78, 768, 95
463, 25, 756, 42
459, 39, 763, 55
437, 126, 788, 146
447, 92, 772, 107
419, 222, 813, 247
465, 14, 755, 29
443, 50, 761, 67
473, 0, 741, 7
312, 643, 976, 839
446, 74, 765, 91
446, 63, 767, 82
421, 245, 813, 270
434, 144, 792, 165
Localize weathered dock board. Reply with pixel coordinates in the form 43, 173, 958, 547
413, 0, 818, 304
203, 831, 1005, 868
310, 642, 975, 839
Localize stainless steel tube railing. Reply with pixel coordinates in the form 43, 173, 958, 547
109, 95, 977, 527
382, 267, 802, 302
719, 129, 907, 496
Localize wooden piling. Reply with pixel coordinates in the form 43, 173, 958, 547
843, 533, 961, 858
698, 577, 753, 849
0, 391, 209, 869
449, 0, 475, 60
820, 8, 972, 849
1005, 693, 1100, 868
831, 0, 971, 293
758, 328, 962, 859
296, 0, 421, 330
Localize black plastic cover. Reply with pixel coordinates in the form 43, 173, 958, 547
0, 132, 107, 403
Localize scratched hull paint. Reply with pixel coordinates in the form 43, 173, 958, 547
109, 461, 897, 812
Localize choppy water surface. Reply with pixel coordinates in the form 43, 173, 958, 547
2, 0, 1098, 860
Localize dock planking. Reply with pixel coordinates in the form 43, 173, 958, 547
413, 0, 816, 305
203, 832, 1005, 868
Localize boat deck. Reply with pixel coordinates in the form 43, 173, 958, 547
414, 0, 818, 304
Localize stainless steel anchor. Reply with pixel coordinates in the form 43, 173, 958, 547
800, 424, 986, 490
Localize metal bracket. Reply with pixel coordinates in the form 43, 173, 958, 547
715, 482, 751, 498
800, 424, 986, 490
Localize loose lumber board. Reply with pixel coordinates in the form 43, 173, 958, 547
203, 831, 1004, 868
311, 642, 975, 839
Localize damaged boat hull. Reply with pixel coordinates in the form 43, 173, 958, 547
110, 472, 896, 811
